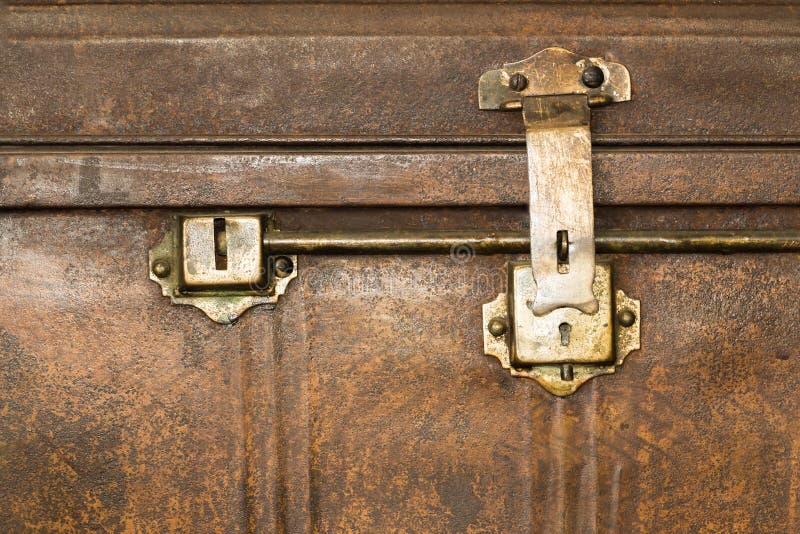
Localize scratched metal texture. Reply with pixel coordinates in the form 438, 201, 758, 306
2, 148, 799, 208
1, 209, 799, 533
2, 1, 800, 533
2, 3, 800, 143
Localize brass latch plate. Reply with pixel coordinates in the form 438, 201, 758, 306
149, 213, 297, 324
483, 263, 640, 396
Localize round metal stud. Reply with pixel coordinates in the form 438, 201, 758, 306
488, 317, 507, 337
152, 260, 171, 278
274, 256, 294, 278
508, 73, 528, 92
617, 309, 636, 327
581, 65, 605, 88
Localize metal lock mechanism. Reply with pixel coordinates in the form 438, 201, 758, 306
480, 48, 641, 396
149, 213, 297, 324
145, 48, 640, 395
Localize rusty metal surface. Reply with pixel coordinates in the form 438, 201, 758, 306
2, 1, 799, 532
0, 210, 798, 532
2, 148, 800, 208
2, 3, 800, 142
0, 212, 253, 532
7, 0, 796, 5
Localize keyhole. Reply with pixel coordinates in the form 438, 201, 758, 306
559, 322, 571, 346
213, 217, 228, 270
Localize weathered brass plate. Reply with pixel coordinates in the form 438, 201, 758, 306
478, 46, 631, 111
509, 263, 614, 365
182, 216, 265, 288
149, 213, 297, 324
483, 262, 640, 396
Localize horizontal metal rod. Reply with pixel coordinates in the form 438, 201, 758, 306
265, 229, 800, 255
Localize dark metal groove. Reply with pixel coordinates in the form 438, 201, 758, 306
3, 134, 800, 148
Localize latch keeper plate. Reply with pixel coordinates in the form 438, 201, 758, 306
483, 262, 640, 396
149, 212, 297, 324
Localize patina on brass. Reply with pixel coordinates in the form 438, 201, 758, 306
264, 229, 800, 255
483, 262, 641, 397
509, 263, 614, 366
149, 213, 297, 324
182, 216, 265, 288
477, 47, 631, 110
479, 47, 631, 315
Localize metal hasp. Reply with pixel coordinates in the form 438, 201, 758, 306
479, 47, 640, 395
149, 213, 297, 324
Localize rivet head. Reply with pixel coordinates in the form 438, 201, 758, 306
273, 256, 294, 278
152, 260, 171, 278
617, 309, 636, 327
488, 317, 507, 337
508, 73, 528, 92
581, 65, 605, 88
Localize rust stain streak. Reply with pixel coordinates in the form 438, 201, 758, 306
609, 462, 623, 534
788, 428, 800, 531
526, 384, 535, 534
273, 280, 312, 534
240, 319, 265, 534
544, 400, 567, 534
270, 315, 289, 534
576, 384, 599, 533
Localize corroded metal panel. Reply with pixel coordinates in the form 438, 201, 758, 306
1, 4, 799, 142
1, 211, 799, 532
3, 149, 799, 208
1, 1, 798, 532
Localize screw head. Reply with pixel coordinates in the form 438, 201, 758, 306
581, 65, 605, 88
152, 260, 171, 278
617, 309, 636, 327
509, 73, 528, 92
273, 256, 294, 278
488, 317, 507, 337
